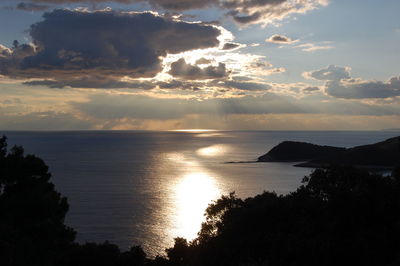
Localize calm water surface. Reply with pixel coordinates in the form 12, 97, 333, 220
2, 130, 399, 256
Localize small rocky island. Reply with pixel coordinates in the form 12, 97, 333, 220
258, 136, 400, 169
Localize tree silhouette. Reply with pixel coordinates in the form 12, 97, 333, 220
0, 136, 76, 266
165, 165, 400, 266
165, 238, 190, 265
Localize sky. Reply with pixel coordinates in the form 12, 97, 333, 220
0, 0, 399, 130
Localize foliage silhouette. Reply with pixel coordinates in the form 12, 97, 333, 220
56, 241, 152, 266
0, 136, 150, 266
1, 135, 400, 266
0, 136, 76, 266
166, 165, 400, 266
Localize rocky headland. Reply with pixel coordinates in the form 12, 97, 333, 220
258, 136, 400, 169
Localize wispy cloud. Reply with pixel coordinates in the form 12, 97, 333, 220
266, 35, 333, 52
294, 42, 333, 52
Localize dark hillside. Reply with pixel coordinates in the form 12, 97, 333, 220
258, 136, 400, 169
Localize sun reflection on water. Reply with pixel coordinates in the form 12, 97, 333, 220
170, 172, 220, 241
172, 129, 216, 133
196, 144, 229, 157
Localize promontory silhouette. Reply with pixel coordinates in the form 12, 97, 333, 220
258, 136, 400, 169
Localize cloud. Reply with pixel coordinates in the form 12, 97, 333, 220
2, 9, 285, 90
157, 77, 272, 92
142, 0, 217, 10
294, 42, 333, 52
0, 98, 22, 105
302, 86, 320, 93
169, 58, 229, 80
0, 45, 12, 57
1, 85, 398, 130
70, 91, 400, 123
20, 0, 328, 25
155, 78, 250, 92
304, 65, 351, 81
266, 34, 297, 44
22, 73, 271, 91
222, 0, 328, 25
305, 65, 400, 99
0, 110, 93, 130
222, 42, 242, 50
71, 93, 304, 120
16, 0, 215, 10
0, 9, 221, 82
265, 35, 333, 52
195, 58, 213, 65
222, 80, 271, 91
16, 2, 49, 11
326, 78, 400, 99
23, 76, 156, 89
235, 58, 285, 77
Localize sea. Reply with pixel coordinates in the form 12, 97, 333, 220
2, 130, 399, 256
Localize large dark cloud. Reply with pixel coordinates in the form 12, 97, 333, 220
306, 65, 400, 99
0, 9, 221, 81
169, 58, 228, 80
19, 0, 327, 25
